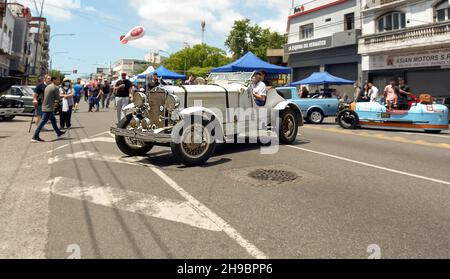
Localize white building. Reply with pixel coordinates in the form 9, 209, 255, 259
144, 52, 167, 64
286, 0, 362, 83
113, 59, 148, 76
359, 0, 450, 96
0, 3, 15, 76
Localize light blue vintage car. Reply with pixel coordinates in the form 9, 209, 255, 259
336, 98, 449, 134
277, 87, 339, 124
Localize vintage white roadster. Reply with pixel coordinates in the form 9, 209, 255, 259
110, 72, 304, 166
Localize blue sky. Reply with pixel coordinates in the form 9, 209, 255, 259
17, 0, 291, 77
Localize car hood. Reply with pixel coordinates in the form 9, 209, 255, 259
0, 77, 20, 94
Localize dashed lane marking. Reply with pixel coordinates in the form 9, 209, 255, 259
48, 137, 115, 153
287, 145, 450, 186
48, 151, 268, 259
45, 177, 222, 232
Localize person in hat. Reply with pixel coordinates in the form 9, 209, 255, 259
59, 78, 75, 129
252, 71, 267, 106
114, 72, 133, 123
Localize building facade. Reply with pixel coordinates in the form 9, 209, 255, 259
0, 2, 15, 77
113, 59, 148, 76
286, 0, 362, 83
359, 0, 450, 96
28, 17, 50, 77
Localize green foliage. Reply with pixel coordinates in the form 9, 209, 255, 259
188, 67, 214, 78
162, 44, 231, 77
225, 19, 287, 60
50, 70, 65, 81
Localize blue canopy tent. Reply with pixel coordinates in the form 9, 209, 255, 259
148, 66, 187, 80
290, 72, 355, 86
211, 52, 291, 74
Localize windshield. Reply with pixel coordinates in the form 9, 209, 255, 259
20, 87, 35, 96
207, 72, 254, 85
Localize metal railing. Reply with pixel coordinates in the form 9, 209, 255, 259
362, 21, 450, 44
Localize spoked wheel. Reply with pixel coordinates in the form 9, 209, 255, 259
279, 109, 299, 144
337, 110, 359, 129
171, 117, 216, 166
115, 115, 154, 156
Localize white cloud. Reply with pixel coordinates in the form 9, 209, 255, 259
128, 0, 291, 52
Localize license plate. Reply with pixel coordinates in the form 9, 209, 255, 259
381, 113, 391, 118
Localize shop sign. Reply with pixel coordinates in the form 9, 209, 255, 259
285, 36, 332, 54
370, 48, 450, 70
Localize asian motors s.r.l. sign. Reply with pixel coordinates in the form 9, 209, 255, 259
369, 48, 450, 70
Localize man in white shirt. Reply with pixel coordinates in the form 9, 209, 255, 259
252, 71, 267, 106
368, 82, 379, 102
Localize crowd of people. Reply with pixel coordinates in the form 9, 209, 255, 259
29, 72, 132, 143
353, 77, 412, 110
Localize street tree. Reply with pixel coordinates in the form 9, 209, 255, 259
225, 19, 287, 60
162, 44, 231, 77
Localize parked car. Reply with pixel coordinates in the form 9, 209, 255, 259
1, 85, 35, 114
0, 78, 25, 121
277, 87, 339, 124
111, 72, 304, 166
434, 96, 450, 120
337, 96, 449, 133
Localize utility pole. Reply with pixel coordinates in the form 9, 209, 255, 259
201, 21, 206, 45
32, 0, 45, 76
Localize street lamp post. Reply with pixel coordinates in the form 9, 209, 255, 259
50, 33, 76, 41
183, 42, 190, 76
50, 51, 69, 73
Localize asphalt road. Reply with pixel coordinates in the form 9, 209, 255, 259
1, 102, 449, 259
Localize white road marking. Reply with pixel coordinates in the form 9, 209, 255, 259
48, 151, 268, 259
48, 137, 115, 153
149, 167, 268, 259
288, 146, 450, 186
89, 131, 110, 139
45, 177, 221, 232
399, 132, 450, 139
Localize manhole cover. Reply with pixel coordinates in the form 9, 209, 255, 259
248, 169, 298, 183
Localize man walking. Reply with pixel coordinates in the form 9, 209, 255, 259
73, 79, 83, 113
31, 76, 66, 143
102, 80, 111, 109
32, 75, 51, 125
114, 72, 133, 123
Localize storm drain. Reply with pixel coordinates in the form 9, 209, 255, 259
248, 169, 298, 183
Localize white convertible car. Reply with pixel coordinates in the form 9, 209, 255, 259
111, 72, 304, 166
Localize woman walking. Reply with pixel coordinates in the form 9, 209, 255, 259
59, 78, 75, 130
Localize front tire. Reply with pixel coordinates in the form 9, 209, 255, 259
171, 116, 216, 167
337, 110, 359, 129
115, 114, 154, 156
279, 109, 299, 144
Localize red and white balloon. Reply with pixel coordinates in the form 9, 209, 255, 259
120, 26, 145, 44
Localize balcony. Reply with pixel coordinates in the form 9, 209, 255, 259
359, 21, 450, 54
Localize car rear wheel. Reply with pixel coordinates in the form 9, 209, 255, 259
307, 109, 324, 124
115, 114, 154, 156
337, 110, 359, 129
171, 116, 216, 167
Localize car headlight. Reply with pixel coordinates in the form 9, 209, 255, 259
133, 92, 146, 108
165, 94, 180, 112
